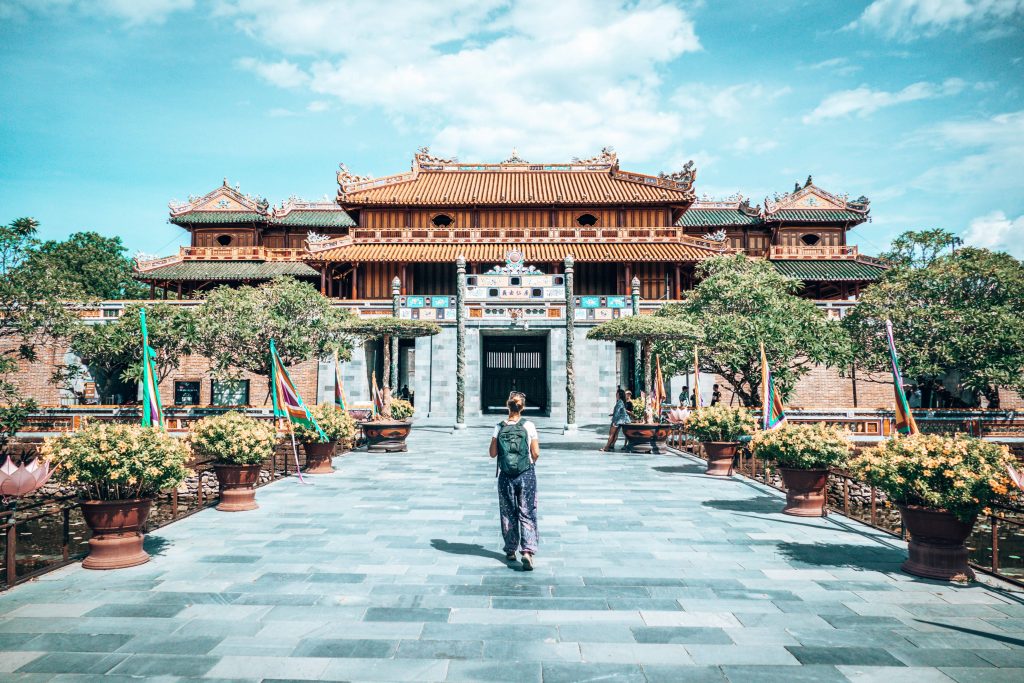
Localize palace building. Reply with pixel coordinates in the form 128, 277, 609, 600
131, 148, 890, 421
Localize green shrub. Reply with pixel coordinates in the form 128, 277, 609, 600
389, 398, 414, 421
751, 423, 851, 470
685, 405, 756, 442
295, 403, 356, 445
42, 423, 191, 501
190, 411, 277, 465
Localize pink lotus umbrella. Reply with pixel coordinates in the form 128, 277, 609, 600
0, 457, 54, 499
666, 407, 690, 424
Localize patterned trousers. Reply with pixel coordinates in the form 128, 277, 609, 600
497, 466, 538, 555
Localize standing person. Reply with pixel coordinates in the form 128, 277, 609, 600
600, 388, 630, 452
679, 386, 691, 408
710, 384, 722, 406
489, 391, 540, 570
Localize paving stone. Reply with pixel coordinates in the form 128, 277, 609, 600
16, 652, 127, 675
837, 665, 955, 682
719, 665, 848, 682
786, 645, 906, 666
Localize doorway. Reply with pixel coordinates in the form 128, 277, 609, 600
481, 334, 549, 414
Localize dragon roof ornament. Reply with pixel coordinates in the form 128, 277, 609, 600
168, 180, 269, 216
572, 146, 618, 167
415, 146, 458, 165
764, 178, 870, 215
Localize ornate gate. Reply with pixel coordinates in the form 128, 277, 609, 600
481, 336, 548, 414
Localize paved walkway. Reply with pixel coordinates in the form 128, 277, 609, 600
1, 424, 1023, 682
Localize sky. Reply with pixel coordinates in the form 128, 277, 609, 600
1, 0, 1022, 258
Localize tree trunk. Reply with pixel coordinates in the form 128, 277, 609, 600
382, 334, 391, 389
643, 340, 653, 395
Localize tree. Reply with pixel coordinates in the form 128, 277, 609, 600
844, 245, 1024, 406
30, 231, 148, 300
195, 277, 353, 381
656, 255, 851, 407
586, 315, 698, 396
0, 218, 81, 448
57, 303, 198, 403
338, 316, 441, 418
879, 229, 962, 269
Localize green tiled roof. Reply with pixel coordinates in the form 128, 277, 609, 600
772, 259, 886, 281
767, 209, 867, 223
171, 211, 266, 225
678, 209, 761, 227
272, 210, 355, 227
135, 261, 318, 282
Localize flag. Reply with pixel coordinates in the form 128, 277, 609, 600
885, 319, 919, 436
333, 351, 347, 410
140, 308, 164, 430
760, 341, 786, 430
653, 354, 667, 419
1008, 462, 1024, 493
693, 347, 702, 408
270, 339, 327, 441
370, 372, 383, 418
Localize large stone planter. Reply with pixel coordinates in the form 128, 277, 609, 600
899, 505, 977, 581
213, 463, 260, 512
303, 441, 337, 474
779, 467, 829, 517
703, 442, 737, 476
80, 498, 153, 570
362, 421, 412, 453
620, 424, 672, 454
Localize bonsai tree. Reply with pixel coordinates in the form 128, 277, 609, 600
685, 404, 757, 443
845, 235, 1024, 408
339, 316, 440, 419
750, 423, 851, 471
294, 403, 356, 447
586, 315, 698, 402
190, 412, 277, 466
656, 255, 851, 407
195, 277, 353, 401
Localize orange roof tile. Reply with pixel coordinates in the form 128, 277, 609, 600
311, 242, 719, 263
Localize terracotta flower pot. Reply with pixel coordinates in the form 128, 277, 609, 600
362, 421, 412, 453
779, 467, 829, 517
703, 442, 737, 476
620, 423, 673, 454
303, 441, 337, 474
213, 463, 260, 512
899, 505, 977, 581
79, 498, 153, 570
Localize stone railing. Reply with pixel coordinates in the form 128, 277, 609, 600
343, 227, 718, 245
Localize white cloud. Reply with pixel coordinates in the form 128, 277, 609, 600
806, 57, 861, 76
847, 0, 1024, 41
802, 78, 966, 123
962, 210, 1024, 256
914, 110, 1024, 192
236, 57, 310, 88
307, 100, 330, 112
730, 136, 778, 155
219, 0, 701, 163
0, 0, 193, 25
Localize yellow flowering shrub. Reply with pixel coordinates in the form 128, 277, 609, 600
293, 403, 356, 445
190, 411, 277, 465
389, 398, 414, 421
751, 423, 851, 470
849, 433, 1014, 521
686, 405, 757, 442
41, 422, 191, 501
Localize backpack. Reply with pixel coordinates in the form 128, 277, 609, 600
495, 420, 532, 478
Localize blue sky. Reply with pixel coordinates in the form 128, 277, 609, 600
1, 0, 1022, 258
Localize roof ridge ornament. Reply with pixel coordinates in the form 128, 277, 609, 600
572, 146, 617, 166
415, 146, 458, 166
502, 148, 528, 164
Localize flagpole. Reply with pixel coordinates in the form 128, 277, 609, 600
285, 415, 305, 485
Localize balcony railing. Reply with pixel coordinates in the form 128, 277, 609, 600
768, 245, 888, 267
346, 227, 715, 245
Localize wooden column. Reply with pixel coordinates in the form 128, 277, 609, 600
351, 264, 358, 299
400, 264, 408, 295
674, 264, 682, 300
320, 266, 327, 295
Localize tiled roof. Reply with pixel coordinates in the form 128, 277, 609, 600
772, 260, 886, 281
134, 261, 318, 281
678, 208, 761, 227
170, 211, 266, 225
767, 209, 867, 223
340, 170, 694, 206
272, 210, 355, 227
313, 242, 720, 263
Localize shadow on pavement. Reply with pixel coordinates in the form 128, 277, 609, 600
653, 464, 705, 475
776, 542, 906, 571
430, 539, 509, 563
703, 495, 782, 513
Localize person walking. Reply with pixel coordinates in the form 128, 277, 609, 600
710, 384, 722, 406
489, 391, 540, 570
600, 388, 630, 452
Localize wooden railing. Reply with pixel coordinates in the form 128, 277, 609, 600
768, 245, 889, 267
135, 246, 308, 272
346, 227, 721, 246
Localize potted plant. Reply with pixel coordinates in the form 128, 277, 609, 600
190, 412, 277, 511
850, 433, 1014, 581
751, 423, 851, 516
294, 403, 356, 474
686, 404, 756, 476
339, 316, 440, 453
41, 422, 190, 569
587, 316, 698, 455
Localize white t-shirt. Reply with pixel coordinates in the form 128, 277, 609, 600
492, 419, 538, 445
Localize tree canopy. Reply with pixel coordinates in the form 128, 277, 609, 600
656, 255, 851, 407
195, 277, 353, 378
844, 240, 1024, 404
879, 228, 962, 269
586, 315, 698, 344
339, 316, 442, 340
30, 231, 148, 299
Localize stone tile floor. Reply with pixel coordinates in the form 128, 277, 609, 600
1, 422, 1023, 682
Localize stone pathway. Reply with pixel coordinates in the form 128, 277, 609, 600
1, 423, 1023, 682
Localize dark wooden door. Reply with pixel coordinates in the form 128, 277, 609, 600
482, 336, 548, 414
